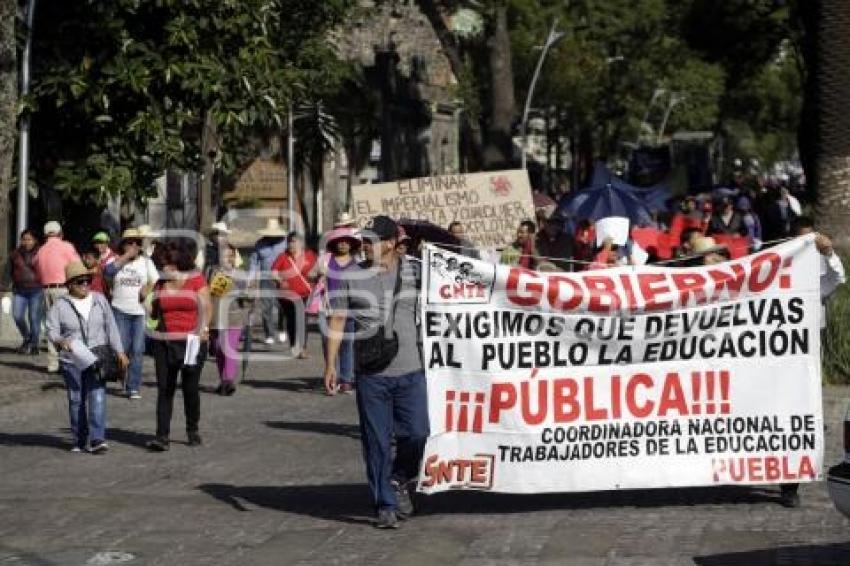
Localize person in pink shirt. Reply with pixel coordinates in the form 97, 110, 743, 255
34, 221, 80, 373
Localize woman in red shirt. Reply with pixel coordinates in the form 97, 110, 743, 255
271, 231, 316, 359
147, 241, 211, 451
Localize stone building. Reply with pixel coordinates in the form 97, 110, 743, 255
318, 0, 463, 231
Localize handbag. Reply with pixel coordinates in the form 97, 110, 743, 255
355, 262, 402, 376
305, 278, 326, 315
65, 297, 122, 382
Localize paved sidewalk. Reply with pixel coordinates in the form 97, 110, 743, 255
0, 340, 849, 565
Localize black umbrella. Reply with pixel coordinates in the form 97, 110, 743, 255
397, 219, 461, 254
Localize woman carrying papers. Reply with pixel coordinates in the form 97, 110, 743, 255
147, 241, 212, 452
46, 261, 127, 453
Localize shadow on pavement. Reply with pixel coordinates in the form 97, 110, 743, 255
416, 485, 781, 515
0, 428, 154, 451
197, 483, 374, 526
243, 377, 323, 393
694, 542, 850, 565
0, 542, 56, 566
0, 432, 67, 449
108, 427, 155, 449
197, 482, 782, 526
265, 420, 361, 440
0, 358, 44, 373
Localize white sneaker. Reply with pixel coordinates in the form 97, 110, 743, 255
264, 337, 275, 346
70, 446, 82, 453
129, 391, 142, 400
278, 332, 288, 344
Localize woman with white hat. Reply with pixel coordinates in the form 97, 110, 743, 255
46, 261, 128, 452
208, 243, 252, 396
248, 218, 289, 346
197, 221, 243, 274
103, 228, 160, 399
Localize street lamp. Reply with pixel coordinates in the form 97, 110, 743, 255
635, 87, 665, 145
657, 92, 686, 144
520, 20, 565, 170
17, 0, 36, 236
286, 106, 297, 233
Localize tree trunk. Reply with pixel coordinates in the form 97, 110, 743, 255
0, 0, 16, 267
198, 112, 217, 233
809, 0, 850, 250
416, 0, 484, 170
482, 5, 516, 169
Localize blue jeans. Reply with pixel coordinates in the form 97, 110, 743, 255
12, 288, 43, 347
61, 363, 107, 448
259, 279, 282, 339
321, 315, 355, 384
356, 370, 429, 511
113, 309, 146, 393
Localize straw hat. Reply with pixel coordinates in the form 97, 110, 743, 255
120, 227, 143, 241
258, 218, 287, 237
210, 221, 231, 235
137, 224, 159, 238
692, 236, 727, 255
334, 211, 357, 228
64, 261, 93, 284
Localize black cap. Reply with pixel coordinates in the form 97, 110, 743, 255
368, 215, 398, 241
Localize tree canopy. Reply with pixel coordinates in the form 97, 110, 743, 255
27, 0, 352, 204
21, 0, 805, 204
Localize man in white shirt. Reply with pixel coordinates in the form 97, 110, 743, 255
780, 217, 847, 508
795, 217, 846, 327
102, 228, 159, 399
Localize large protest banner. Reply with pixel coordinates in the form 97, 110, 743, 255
351, 170, 535, 249
418, 236, 823, 494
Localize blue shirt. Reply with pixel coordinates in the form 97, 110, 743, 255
248, 237, 287, 275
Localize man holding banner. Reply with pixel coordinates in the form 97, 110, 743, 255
324, 215, 428, 529
779, 218, 846, 507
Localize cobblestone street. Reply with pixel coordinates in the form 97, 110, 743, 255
0, 341, 848, 566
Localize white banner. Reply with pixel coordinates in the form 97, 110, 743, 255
351, 170, 535, 249
418, 236, 823, 494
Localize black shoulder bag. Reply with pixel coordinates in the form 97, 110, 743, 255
65, 297, 121, 382
355, 261, 403, 375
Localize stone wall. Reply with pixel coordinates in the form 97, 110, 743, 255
335, 1, 457, 97
319, 0, 463, 230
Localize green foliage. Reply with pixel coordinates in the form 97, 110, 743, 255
509, 0, 727, 156
28, 0, 353, 204
453, 55, 483, 123
722, 44, 803, 165
824, 254, 850, 384
498, 0, 801, 168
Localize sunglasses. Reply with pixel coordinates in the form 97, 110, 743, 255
70, 277, 92, 286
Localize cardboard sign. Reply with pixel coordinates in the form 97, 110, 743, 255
351, 170, 535, 249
